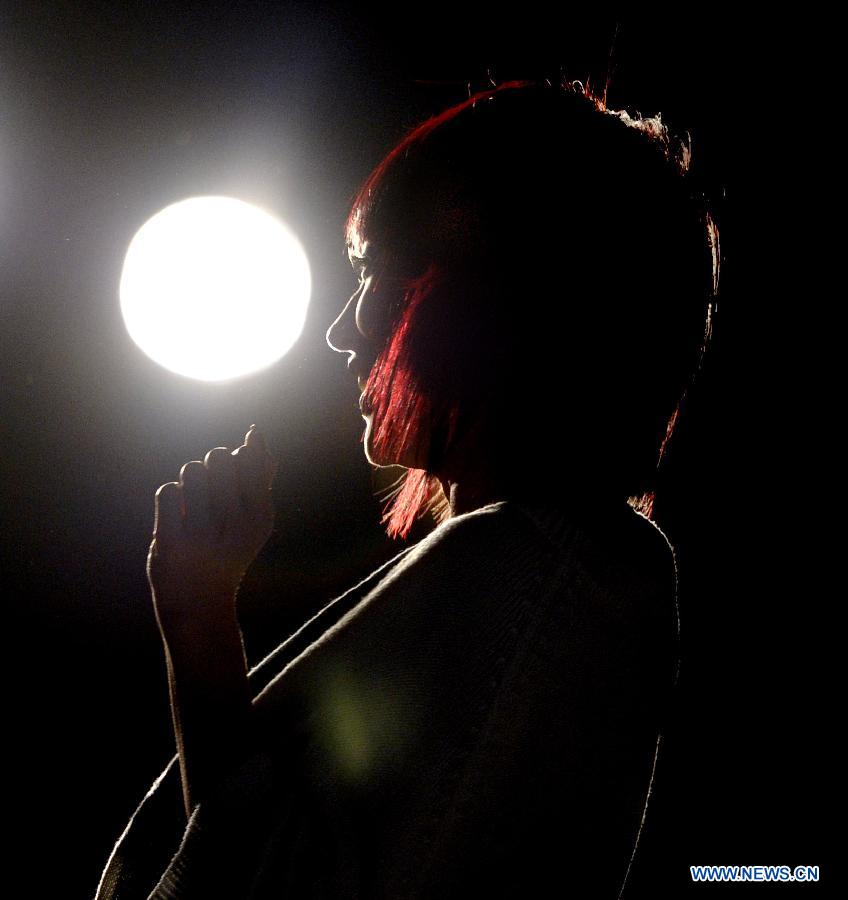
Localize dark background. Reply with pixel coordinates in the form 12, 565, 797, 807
0, 4, 825, 897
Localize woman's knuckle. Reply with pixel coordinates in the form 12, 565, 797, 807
180, 460, 204, 481
156, 481, 179, 498
204, 447, 230, 467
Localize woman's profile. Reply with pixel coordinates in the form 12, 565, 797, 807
95, 78, 719, 899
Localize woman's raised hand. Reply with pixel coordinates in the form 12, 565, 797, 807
147, 425, 277, 624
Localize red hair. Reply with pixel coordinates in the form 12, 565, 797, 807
345, 78, 720, 539
361, 263, 459, 538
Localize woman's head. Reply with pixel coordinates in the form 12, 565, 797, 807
327, 79, 720, 539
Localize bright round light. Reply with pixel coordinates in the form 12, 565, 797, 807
120, 196, 311, 381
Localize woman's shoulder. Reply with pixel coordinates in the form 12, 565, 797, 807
569, 501, 676, 601
483, 496, 676, 596
506, 497, 679, 669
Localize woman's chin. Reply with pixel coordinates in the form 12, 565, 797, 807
362, 415, 405, 469
361, 407, 431, 470
361, 414, 384, 466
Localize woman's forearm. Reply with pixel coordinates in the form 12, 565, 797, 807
156, 596, 255, 819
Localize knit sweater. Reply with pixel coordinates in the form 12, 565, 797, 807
94, 498, 679, 899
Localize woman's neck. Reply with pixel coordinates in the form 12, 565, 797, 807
438, 453, 522, 517
440, 478, 505, 518
434, 413, 516, 518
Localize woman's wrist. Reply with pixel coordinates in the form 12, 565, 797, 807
153, 586, 244, 659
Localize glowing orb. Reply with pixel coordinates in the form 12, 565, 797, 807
119, 196, 311, 381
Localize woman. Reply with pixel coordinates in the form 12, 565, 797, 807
96, 79, 719, 899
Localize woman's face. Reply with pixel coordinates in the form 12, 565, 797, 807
326, 238, 424, 469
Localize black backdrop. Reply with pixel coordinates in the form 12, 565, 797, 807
0, 5, 826, 897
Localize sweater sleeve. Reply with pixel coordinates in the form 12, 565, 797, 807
93, 755, 185, 900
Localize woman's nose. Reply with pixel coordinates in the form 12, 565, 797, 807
326, 293, 360, 356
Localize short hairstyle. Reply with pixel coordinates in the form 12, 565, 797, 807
345, 79, 720, 539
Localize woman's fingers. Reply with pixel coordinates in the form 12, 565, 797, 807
244, 424, 264, 450
235, 426, 276, 507
205, 447, 240, 530
148, 427, 275, 604
154, 481, 182, 539
180, 461, 209, 532
234, 445, 266, 510
245, 425, 277, 482
154, 426, 275, 542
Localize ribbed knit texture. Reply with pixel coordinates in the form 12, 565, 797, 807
94, 498, 678, 900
